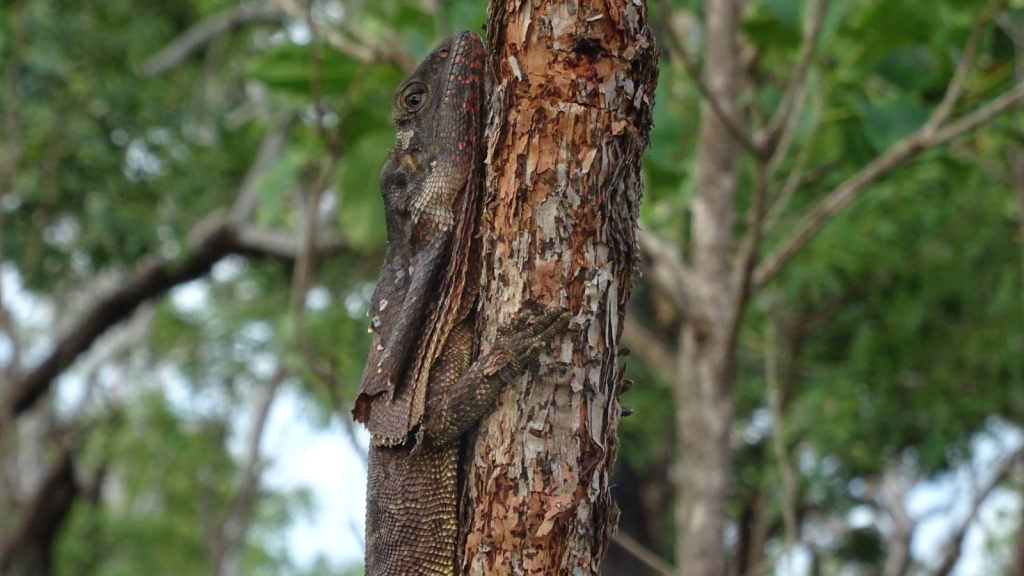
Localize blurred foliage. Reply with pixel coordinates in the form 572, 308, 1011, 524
636, 0, 1024, 569
1, 0, 1023, 574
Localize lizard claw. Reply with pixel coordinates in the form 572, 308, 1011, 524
498, 365, 517, 386
497, 307, 543, 338
490, 307, 572, 376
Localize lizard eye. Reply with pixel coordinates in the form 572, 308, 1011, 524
399, 82, 428, 112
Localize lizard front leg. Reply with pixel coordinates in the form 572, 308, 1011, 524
420, 308, 572, 447
365, 308, 571, 576
363, 231, 449, 390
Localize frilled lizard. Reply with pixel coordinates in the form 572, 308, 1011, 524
352, 31, 570, 576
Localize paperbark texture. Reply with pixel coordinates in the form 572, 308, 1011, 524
459, 1, 657, 574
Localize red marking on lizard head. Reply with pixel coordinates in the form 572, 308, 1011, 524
389, 30, 485, 145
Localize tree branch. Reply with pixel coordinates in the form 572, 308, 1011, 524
4, 216, 237, 418
764, 319, 799, 550
229, 118, 293, 223
637, 229, 711, 332
2, 216, 350, 421
268, 0, 413, 70
753, 78, 1024, 290
287, 145, 344, 411
878, 469, 916, 576
654, 0, 761, 156
234, 225, 348, 260
211, 366, 286, 576
611, 532, 676, 576
933, 449, 1021, 576
763, 141, 831, 234
0, 447, 78, 574
0, 263, 21, 381
2, 110, 349, 422
139, 4, 286, 78
620, 313, 675, 377
728, 160, 769, 344
761, 0, 829, 152
0, 2, 26, 386
925, 0, 1007, 133
1007, 467, 1024, 576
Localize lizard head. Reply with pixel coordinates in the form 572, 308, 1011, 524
389, 30, 487, 156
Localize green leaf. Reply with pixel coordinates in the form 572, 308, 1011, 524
254, 149, 306, 226
849, 93, 928, 152
440, 0, 487, 35
744, 12, 800, 50
337, 130, 392, 249
877, 46, 937, 91
759, 0, 800, 27
246, 44, 363, 97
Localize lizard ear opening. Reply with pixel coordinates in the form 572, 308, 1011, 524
438, 49, 449, 58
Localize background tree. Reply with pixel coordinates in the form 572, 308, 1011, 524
2, 1, 1024, 576
618, 0, 1024, 575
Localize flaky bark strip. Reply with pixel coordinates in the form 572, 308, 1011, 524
461, 1, 657, 574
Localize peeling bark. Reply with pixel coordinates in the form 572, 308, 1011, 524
459, 1, 658, 573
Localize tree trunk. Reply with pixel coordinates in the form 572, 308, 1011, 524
675, 333, 734, 576
674, 0, 741, 575
0, 450, 78, 576
458, 1, 658, 574
1008, 482, 1024, 576
1014, 149, 1024, 315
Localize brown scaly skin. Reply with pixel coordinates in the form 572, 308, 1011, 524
365, 311, 570, 576
353, 32, 571, 576
353, 31, 489, 444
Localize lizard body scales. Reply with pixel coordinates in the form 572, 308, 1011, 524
353, 31, 570, 576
